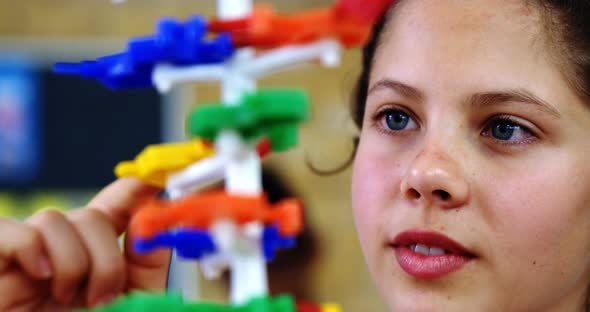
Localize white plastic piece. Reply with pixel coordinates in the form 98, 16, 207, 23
216, 130, 262, 196
166, 247, 201, 301
153, 39, 343, 93
229, 222, 268, 305
221, 72, 256, 105
165, 190, 201, 301
199, 221, 269, 304
166, 154, 226, 197
217, 0, 253, 20
200, 220, 237, 279
239, 39, 343, 76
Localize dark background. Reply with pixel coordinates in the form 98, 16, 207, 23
0, 68, 162, 190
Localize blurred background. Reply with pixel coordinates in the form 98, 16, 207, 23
0, 0, 386, 310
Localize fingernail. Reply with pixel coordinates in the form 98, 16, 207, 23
38, 256, 52, 278
94, 293, 119, 307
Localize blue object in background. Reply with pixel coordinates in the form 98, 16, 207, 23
53, 16, 235, 90
0, 57, 39, 184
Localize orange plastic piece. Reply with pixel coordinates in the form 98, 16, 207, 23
208, 4, 373, 49
130, 190, 303, 240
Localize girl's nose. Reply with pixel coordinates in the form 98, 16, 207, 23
400, 147, 470, 209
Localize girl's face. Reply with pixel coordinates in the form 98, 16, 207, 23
352, 0, 590, 311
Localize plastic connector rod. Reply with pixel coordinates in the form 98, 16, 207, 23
152, 39, 342, 93
165, 139, 272, 198
228, 221, 268, 305
217, 0, 252, 20
166, 184, 201, 302
216, 130, 262, 196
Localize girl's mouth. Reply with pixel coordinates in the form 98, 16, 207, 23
391, 230, 477, 279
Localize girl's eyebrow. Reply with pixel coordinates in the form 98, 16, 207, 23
368, 79, 425, 103
469, 89, 562, 119
368, 78, 562, 119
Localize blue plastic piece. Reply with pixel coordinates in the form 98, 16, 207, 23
53, 16, 235, 89
262, 226, 296, 261
134, 228, 216, 260
135, 225, 296, 262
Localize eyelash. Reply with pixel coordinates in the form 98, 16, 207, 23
481, 115, 538, 146
373, 107, 419, 136
372, 107, 539, 147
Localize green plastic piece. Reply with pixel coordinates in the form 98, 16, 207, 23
188, 89, 310, 152
76, 292, 297, 312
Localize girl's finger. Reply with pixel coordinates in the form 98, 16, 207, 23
27, 210, 90, 305
86, 178, 161, 234
68, 208, 126, 307
124, 231, 170, 291
0, 218, 51, 279
0, 269, 49, 310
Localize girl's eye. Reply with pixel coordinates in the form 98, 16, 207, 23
378, 109, 418, 132
482, 116, 536, 144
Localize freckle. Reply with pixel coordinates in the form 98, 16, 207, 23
447, 296, 451, 300
532, 261, 536, 265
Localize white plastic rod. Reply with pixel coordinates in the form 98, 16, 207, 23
165, 190, 201, 301
166, 154, 226, 197
199, 220, 237, 279
241, 39, 343, 77
229, 222, 268, 305
166, 250, 201, 301
153, 64, 226, 93
216, 130, 262, 196
217, 0, 253, 20
152, 39, 342, 93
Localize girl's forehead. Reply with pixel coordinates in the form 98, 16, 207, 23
381, 0, 543, 55
390, 0, 540, 28
370, 0, 553, 96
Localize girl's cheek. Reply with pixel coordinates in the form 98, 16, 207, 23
480, 156, 589, 263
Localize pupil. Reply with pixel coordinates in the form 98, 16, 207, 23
386, 112, 409, 130
492, 122, 515, 140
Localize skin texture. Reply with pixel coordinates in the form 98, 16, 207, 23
0, 178, 170, 311
351, 0, 590, 311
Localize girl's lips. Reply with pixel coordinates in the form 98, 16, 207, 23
391, 230, 477, 279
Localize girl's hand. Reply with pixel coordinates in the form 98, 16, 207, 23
0, 178, 171, 311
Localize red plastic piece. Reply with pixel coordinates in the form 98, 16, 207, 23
130, 190, 303, 240
296, 301, 322, 312
256, 138, 272, 158
333, 0, 395, 22
209, 4, 374, 49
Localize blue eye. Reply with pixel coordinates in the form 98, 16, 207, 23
483, 116, 536, 144
491, 120, 516, 141
381, 110, 417, 131
386, 111, 410, 130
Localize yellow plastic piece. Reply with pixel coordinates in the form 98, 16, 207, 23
115, 139, 215, 187
321, 303, 342, 312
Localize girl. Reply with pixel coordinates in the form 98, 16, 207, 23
2, 0, 590, 310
